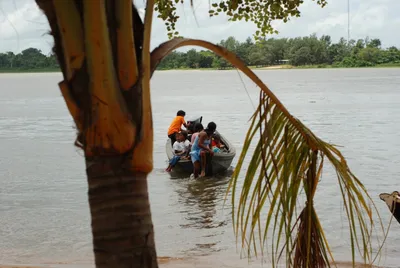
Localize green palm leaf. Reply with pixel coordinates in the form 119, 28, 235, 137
229, 91, 384, 267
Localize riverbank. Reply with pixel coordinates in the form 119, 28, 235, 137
0, 260, 384, 268
0, 257, 183, 268
1, 63, 400, 74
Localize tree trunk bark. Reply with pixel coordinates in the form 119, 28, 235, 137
86, 156, 158, 268
34, 1, 158, 267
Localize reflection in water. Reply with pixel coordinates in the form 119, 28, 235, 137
169, 170, 233, 256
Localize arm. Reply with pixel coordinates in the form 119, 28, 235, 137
181, 117, 188, 129
217, 141, 224, 148
185, 140, 191, 157
210, 139, 215, 150
198, 133, 213, 153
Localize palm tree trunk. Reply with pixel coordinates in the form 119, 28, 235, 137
35, 1, 158, 267
86, 156, 157, 268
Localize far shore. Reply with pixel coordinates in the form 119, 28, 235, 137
1, 63, 400, 74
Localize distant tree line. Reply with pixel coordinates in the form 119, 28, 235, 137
0, 48, 58, 71
158, 35, 400, 69
1, 35, 400, 71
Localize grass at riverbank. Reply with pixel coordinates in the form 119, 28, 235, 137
1, 63, 400, 74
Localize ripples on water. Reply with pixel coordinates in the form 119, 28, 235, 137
1, 69, 400, 267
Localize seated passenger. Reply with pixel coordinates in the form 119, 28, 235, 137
211, 133, 224, 153
167, 110, 189, 146
190, 123, 204, 145
166, 132, 190, 172
180, 130, 191, 157
190, 122, 217, 178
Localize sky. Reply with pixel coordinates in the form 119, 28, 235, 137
0, 0, 399, 55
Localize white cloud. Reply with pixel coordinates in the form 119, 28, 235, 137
0, 0, 398, 55
0, 0, 53, 54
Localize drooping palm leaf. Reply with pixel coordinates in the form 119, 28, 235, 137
231, 91, 384, 267
151, 38, 384, 267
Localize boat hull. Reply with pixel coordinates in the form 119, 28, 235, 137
379, 191, 400, 224
165, 131, 236, 176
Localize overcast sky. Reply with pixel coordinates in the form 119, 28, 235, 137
0, 0, 398, 55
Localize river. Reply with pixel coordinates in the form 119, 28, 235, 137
0, 68, 399, 267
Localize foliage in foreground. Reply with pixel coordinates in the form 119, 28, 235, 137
228, 88, 384, 266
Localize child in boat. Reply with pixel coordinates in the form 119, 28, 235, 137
190, 123, 204, 145
166, 132, 190, 172
167, 110, 189, 146
211, 133, 224, 153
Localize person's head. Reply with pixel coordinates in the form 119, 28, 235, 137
212, 133, 221, 142
175, 132, 184, 141
177, 110, 186, 117
181, 130, 188, 140
205, 121, 217, 135
194, 123, 204, 133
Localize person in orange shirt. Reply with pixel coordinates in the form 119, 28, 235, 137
211, 133, 224, 153
168, 110, 188, 145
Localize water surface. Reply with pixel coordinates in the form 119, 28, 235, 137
0, 69, 400, 267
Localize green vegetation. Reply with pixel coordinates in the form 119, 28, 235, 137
0, 48, 59, 72
1, 35, 399, 72
158, 35, 400, 69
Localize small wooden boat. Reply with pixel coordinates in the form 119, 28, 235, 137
165, 116, 236, 176
379, 191, 400, 224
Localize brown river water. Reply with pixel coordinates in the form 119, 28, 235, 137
0, 69, 400, 267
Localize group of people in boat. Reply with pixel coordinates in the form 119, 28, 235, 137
166, 110, 225, 177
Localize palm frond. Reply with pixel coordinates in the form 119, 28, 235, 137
150, 37, 384, 268
230, 91, 384, 267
